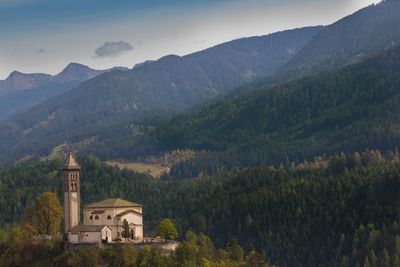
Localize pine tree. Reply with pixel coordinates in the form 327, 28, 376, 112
121, 219, 130, 242
247, 250, 264, 267
363, 256, 371, 267
391, 254, 400, 267
341, 255, 349, 267
226, 239, 244, 261
392, 235, 400, 267
198, 233, 214, 260
380, 248, 390, 267
0, 229, 5, 244
369, 250, 378, 267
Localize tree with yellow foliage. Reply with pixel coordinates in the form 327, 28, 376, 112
23, 192, 63, 235
156, 218, 178, 241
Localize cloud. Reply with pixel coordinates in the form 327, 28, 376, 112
94, 41, 133, 58
37, 48, 46, 53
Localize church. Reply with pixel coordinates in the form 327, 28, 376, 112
62, 152, 144, 244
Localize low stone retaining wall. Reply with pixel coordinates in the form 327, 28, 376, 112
65, 239, 180, 252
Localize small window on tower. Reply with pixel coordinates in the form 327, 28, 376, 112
90, 215, 93, 220
107, 215, 112, 220
95, 215, 99, 220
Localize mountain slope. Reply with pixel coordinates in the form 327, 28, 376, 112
0, 63, 120, 121
153, 46, 400, 177
0, 27, 322, 164
234, 0, 400, 94
0, 71, 51, 95
51, 63, 107, 83
186, 27, 321, 93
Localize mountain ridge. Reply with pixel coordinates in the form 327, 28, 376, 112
232, 0, 400, 95
0, 63, 128, 121
152, 45, 400, 178
0, 26, 323, 164
0, 71, 51, 95
51, 63, 106, 83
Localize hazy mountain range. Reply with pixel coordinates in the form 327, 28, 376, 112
154, 45, 400, 178
3, 2, 400, 266
0, 0, 399, 166
0, 26, 321, 163
0, 63, 129, 121
233, 0, 400, 94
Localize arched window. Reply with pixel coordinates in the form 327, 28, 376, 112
90, 215, 93, 220
95, 215, 99, 220
71, 183, 74, 191
107, 215, 112, 220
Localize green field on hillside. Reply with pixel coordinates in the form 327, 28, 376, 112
105, 160, 169, 178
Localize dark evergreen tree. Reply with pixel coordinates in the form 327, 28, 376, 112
121, 219, 130, 242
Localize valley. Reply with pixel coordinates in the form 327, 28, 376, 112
1, 1, 399, 266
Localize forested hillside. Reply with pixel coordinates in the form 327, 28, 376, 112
8, 41, 400, 175
0, 27, 322, 164
151, 46, 400, 178
0, 80, 81, 122
235, 0, 400, 95
3, 0, 400, 167
1, 152, 400, 266
3, 1, 400, 267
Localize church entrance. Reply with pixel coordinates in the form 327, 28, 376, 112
130, 228, 135, 239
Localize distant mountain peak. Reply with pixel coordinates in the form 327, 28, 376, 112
0, 71, 51, 92
5, 70, 49, 81
132, 60, 155, 70
7, 70, 23, 79
254, 0, 400, 91
52, 63, 104, 83
0, 26, 322, 161
5, 71, 25, 83
60, 62, 94, 74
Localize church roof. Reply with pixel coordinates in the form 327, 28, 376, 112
70, 225, 110, 233
63, 152, 80, 170
116, 209, 142, 217
85, 198, 143, 208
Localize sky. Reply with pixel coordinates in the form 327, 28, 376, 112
0, 0, 381, 79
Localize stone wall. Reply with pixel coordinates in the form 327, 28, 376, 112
66, 239, 180, 252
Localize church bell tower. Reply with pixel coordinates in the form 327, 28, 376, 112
63, 152, 81, 234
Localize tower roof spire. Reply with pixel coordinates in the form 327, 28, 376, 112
63, 152, 80, 170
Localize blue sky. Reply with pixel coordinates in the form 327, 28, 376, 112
0, 0, 380, 79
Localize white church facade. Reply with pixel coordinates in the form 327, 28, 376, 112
63, 153, 144, 244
